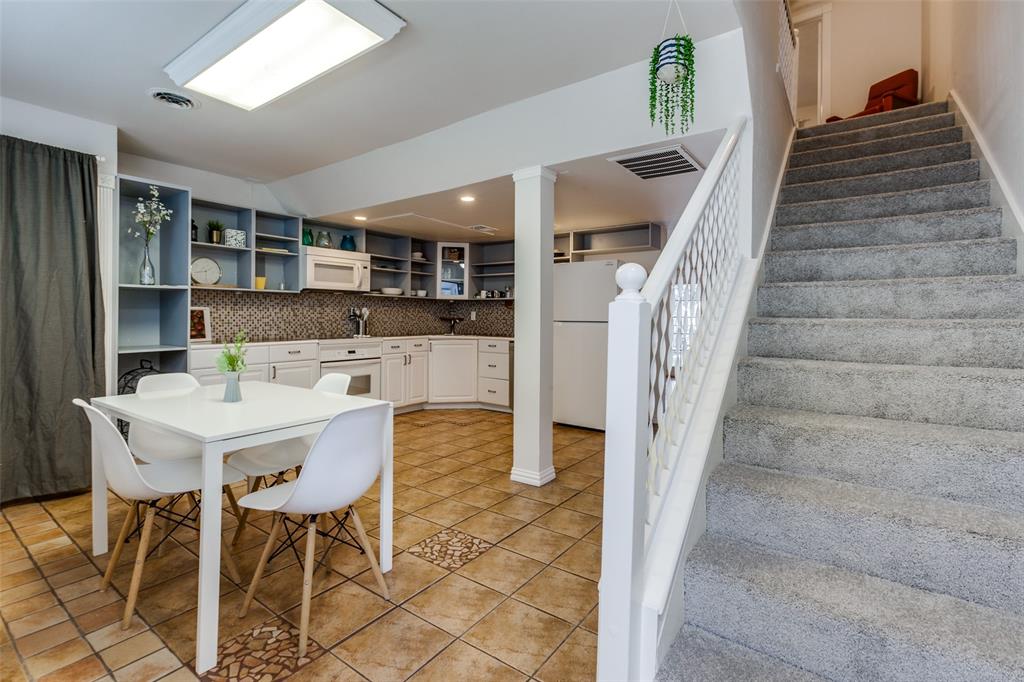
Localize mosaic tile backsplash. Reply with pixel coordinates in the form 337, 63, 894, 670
191, 289, 515, 342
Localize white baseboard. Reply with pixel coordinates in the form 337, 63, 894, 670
510, 465, 556, 487
756, 124, 798, 262
947, 90, 1024, 272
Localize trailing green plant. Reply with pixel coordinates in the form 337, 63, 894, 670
216, 331, 248, 373
649, 34, 695, 135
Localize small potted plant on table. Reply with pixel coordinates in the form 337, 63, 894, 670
217, 331, 248, 403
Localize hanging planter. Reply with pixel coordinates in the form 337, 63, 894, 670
649, 33, 695, 136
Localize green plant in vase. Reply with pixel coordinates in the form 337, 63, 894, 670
216, 331, 248, 403
649, 33, 696, 135
130, 185, 173, 285
207, 219, 225, 245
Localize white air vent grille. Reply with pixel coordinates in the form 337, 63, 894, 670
149, 89, 197, 110
468, 224, 498, 235
610, 145, 702, 179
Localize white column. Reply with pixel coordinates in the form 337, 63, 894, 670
97, 174, 116, 394
511, 166, 556, 486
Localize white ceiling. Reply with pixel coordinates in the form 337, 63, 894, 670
0, 0, 739, 182
319, 128, 725, 241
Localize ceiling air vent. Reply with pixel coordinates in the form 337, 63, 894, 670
609, 145, 702, 180
467, 225, 498, 235
148, 89, 197, 110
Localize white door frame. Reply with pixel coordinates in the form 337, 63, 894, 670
793, 2, 832, 123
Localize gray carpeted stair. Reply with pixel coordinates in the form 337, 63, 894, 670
762, 237, 1016, 282
747, 317, 1024, 367
795, 101, 948, 139
784, 142, 971, 185
758, 274, 1024, 319
780, 159, 978, 204
707, 463, 1024, 614
661, 100, 1024, 680
792, 112, 956, 153
723, 405, 1024, 514
683, 537, 1024, 681
770, 207, 1002, 251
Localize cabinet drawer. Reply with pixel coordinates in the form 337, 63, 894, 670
478, 377, 509, 406
381, 339, 407, 354
190, 344, 269, 370
407, 338, 429, 352
478, 339, 509, 354
478, 352, 509, 380
269, 342, 318, 363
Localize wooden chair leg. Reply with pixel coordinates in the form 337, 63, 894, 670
223, 485, 243, 523
298, 515, 318, 658
240, 513, 282, 617
122, 503, 157, 629
231, 477, 261, 547
102, 501, 138, 591
220, 535, 242, 584
350, 507, 389, 601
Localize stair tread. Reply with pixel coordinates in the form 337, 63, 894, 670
790, 126, 962, 161
793, 112, 955, 151
687, 536, 1024, 677
759, 272, 1024, 290
765, 235, 1013, 259
749, 316, 1024, 328
711, 462, 1024, 543
796, 101, 948, 138
784, 141, 970, 180
657, 625, 826, 682
777, 178, 987, 209
738, 354, 1024, 379
783, 158, 977, 192
772, 206, 1001, 235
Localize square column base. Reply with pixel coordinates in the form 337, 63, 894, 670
510, 465, 557, 487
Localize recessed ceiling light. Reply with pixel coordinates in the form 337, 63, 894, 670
164, 0, 405, 111
460, 195, 475, 203
354, 216, 367, 221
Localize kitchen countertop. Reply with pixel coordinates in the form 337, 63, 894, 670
192, 334, 512, 348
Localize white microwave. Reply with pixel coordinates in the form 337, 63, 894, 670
304, 247, 370, 291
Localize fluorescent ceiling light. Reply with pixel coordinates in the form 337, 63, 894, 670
354, 215, 367, 221
460, 195, 475, 203
165, 0, 405, 111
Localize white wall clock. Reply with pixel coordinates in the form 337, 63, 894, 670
190, 257, 222, 286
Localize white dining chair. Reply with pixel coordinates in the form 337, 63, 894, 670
227, 373, 352, 544
238, 401, 389, 656
74, 399, 245, 628
130, 373, 247, 521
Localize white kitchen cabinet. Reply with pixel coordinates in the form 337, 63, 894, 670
270, 359, 318, 388
429, 339, 478, 402
191, 365, 269, 386
476, 339, 512, 407
407, 352, 429, 405
381, 353, 407, 405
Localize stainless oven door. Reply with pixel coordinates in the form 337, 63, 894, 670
320, 359, 381, 400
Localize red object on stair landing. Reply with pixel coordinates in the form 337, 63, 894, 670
825, 69, 920, 123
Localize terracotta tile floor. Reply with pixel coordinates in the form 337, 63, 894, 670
0, 410, 603, 681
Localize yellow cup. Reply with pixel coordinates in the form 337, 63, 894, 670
255, 276, 267, 290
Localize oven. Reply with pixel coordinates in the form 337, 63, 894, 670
305, 247, 371, 291
318, 340, 382, 400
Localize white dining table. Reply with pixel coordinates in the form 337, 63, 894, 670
89, 381, 393, 673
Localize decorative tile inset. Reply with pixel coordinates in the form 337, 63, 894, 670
200, 618, 324, 682
407, 530, 492, 570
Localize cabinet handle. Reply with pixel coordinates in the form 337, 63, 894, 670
272, 366, 277, 380
288, 349, 300, 355
487, 389, 497, 394
487, 364, 497, 368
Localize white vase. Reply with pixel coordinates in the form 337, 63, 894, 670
223, 372, 242, 403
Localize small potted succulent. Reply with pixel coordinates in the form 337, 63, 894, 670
207, 219, 224, 245
216, 331, 248, 403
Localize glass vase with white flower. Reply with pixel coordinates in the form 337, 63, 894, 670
130, 185, 173, 285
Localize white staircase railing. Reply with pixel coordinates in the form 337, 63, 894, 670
597, 117, 747, 680
778, 0, 799, 121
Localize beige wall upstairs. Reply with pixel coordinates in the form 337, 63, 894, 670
826, 0, 922, 118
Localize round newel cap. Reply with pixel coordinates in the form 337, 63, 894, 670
615, 263, 648, 300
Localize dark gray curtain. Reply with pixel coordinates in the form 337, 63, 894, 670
1, 136, 105, 502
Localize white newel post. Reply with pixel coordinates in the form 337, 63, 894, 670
511, 166, 557, 486
598, 263, 651, 681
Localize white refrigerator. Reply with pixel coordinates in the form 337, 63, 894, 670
553, 259, 620, 430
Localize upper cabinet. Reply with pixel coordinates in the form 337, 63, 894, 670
437, 242, 469, 299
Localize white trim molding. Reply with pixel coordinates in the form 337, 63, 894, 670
792, 2, 833, 123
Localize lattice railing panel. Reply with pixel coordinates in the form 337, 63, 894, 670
778, 0, 799, 120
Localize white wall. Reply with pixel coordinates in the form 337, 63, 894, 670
827, 0, 922, 118
920, 0, 953, 102
735, 0, 796, 255
268, 29, 752, 222
119, 154, 286, 214
0, 97, 117, 176
923, 0, 1024, 257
